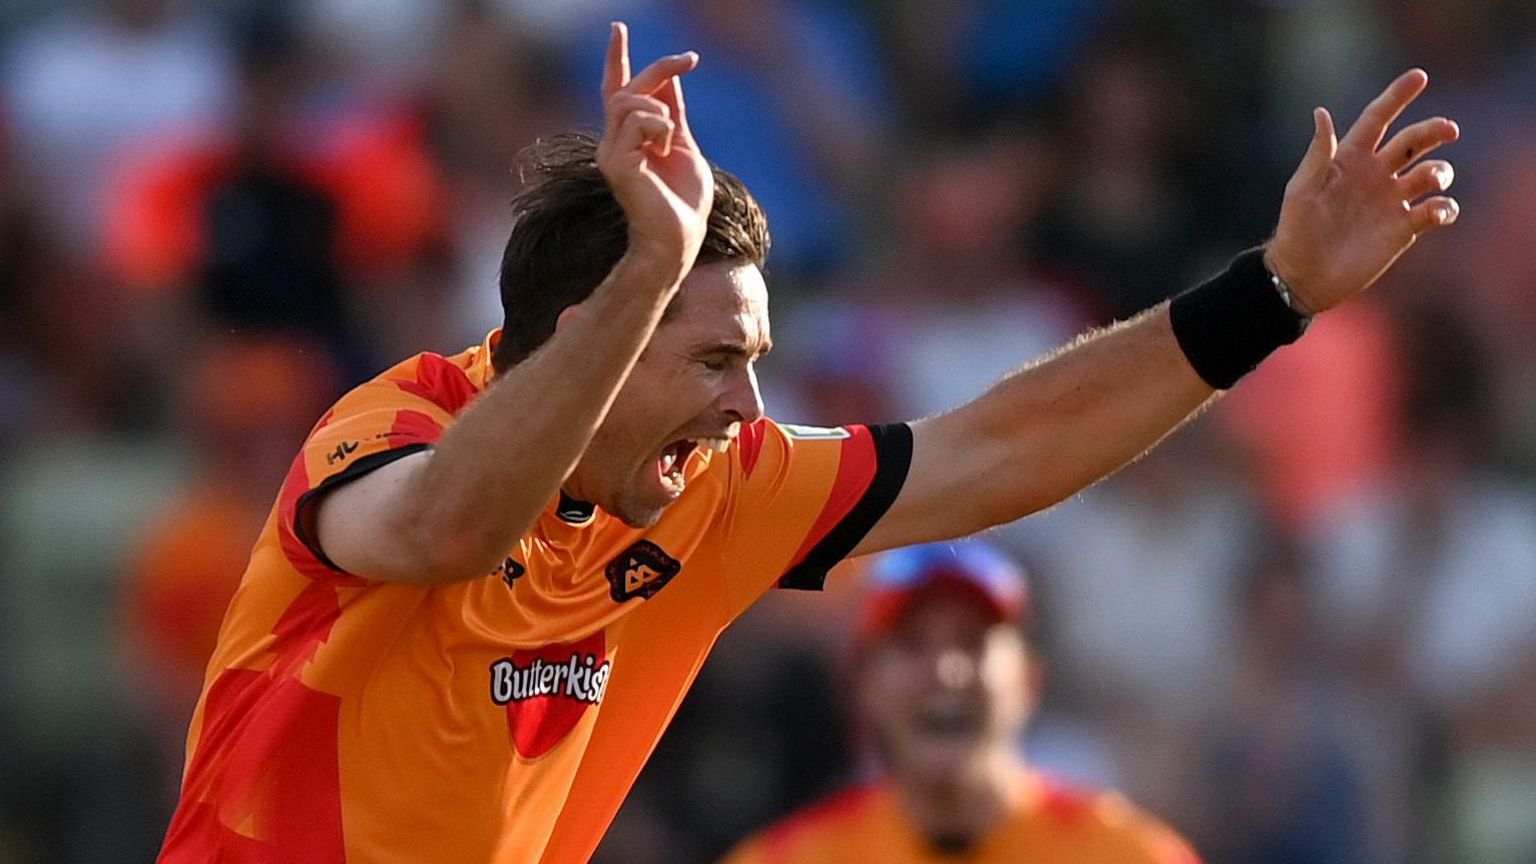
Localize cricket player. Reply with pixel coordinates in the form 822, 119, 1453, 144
158, 21, 1459, 864
721, 542, 1199, 864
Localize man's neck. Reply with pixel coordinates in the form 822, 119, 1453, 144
891, 750, 1028, 853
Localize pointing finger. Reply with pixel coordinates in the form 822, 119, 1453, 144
602, 22, 630, 99
1341, 68, 1429, 154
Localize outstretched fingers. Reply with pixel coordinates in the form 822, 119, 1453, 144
1380, 116, 1460, 174
599, 23, 699, 161
1341, 68, 1429, 154
1408, 196, 1460, 234
602, 22, 698, 102
1398, 159, 1454, 202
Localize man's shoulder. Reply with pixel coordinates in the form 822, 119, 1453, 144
1024, 773, 1201, 863
318, 342, 490, 430
722, 781, 889, 864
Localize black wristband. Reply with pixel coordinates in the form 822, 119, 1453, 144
1169, 247, 1309, 390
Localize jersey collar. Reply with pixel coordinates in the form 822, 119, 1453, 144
555, 491, 597, 525
467, 329, 501, 392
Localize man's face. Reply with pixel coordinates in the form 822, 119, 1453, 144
567, 261, 770, 527
859, 587, 1033, 784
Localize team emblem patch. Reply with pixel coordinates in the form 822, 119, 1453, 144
490, 631, 610, 758
605, 540, 681, 602
492, 557, 525, 587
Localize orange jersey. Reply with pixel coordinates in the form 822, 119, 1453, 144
157, 332, 911, 864
720, 774, 1201, 864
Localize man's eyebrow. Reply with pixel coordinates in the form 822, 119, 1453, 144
696, 339, 773, 357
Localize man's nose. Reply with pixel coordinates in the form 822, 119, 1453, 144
933, 648, 977, 691
720, 363, 765, 425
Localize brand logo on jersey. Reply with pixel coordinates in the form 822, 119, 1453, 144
490, 631, 611, 758
491, 557, 525, 587
326, 440, 360, 465
605, 540, 681, 602
780, 424, 850, 440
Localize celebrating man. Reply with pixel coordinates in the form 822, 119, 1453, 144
158, 21, 1457, 864
723, 543, 1199, 863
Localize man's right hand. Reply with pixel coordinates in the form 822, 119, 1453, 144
597, 22, 713, 285
1266, 69, 1460, 314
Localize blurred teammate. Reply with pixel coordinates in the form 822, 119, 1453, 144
722, 543, 1198, 864
158, 19, 1460, 864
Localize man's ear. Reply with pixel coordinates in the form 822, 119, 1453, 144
1022, 647, 1046, 717
555, 304, 583, 332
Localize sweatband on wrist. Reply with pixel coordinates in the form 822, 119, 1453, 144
1169, 247, 1310, 390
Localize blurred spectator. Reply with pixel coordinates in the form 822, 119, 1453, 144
1036, 32, 1204, 318
776, 121, 1090, 426
878, 0, 1109, 125
1004, 431, 1262, 826
121, 335, 340, 772
721, 542, 1199, 863
1444, 645, 1536, 864
1194, 545, 1371, 864
1, 0, 234, 247
1216, 298, 1405, 530
1308, 301, 1536, 862
103, 4, 451, 376
421, 0, 581, 344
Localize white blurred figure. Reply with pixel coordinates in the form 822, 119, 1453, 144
2, 0, 233, 247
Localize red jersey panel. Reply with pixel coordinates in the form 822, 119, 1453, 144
158, 331, 911, 864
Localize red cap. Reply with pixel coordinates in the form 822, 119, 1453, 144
857, 542, 1030, 644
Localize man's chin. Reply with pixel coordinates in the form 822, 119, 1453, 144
604, 493, 669, 529
614, 507, 664, 529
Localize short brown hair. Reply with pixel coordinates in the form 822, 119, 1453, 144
493, 133, 770, 372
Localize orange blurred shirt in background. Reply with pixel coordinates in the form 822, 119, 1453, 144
721, 773, 1199, 864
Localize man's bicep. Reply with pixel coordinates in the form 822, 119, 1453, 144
308, 449, 435, 582
850, 414, 1001, 557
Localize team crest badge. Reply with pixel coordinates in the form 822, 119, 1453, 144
605, 540, 681, 602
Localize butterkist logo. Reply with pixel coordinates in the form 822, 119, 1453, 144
489, 632, 610, 758
605, 540, 681, 602
489, 652, 609, 705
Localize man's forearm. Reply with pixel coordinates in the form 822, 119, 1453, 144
393, 254, 683, 577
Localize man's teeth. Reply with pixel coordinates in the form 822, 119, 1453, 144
687, 437, 731, 453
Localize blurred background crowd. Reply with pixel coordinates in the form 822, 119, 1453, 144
1, 0, 1534, 861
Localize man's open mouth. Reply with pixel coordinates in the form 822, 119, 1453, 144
914, 704, 983, 740
656, 436, 732, 493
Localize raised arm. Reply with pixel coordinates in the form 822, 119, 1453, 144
313, 24, 712, 584
855, 69, 1460, 555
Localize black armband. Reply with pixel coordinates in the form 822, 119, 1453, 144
1169, 247, 1310, 390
